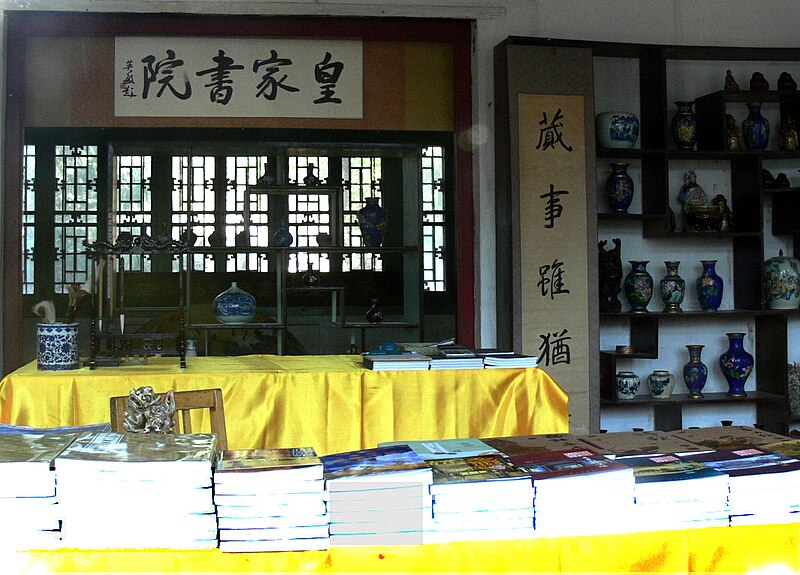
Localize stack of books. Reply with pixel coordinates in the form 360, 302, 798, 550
620, 454, 731, 530
55, 432, 218, 549
213, 447, 329, 552
425, 454, 535, 543
476, 351, 539, 369
667, 425, 790, 450
681, 446, 800, 526
428, 345, 485, 370
482, 433, 598, 456
321, 445, 433, 546
379, 437, 500, 461
508, 448, 636, 536
578, 430, 711, 459
361, 352, 432, 371
0, 432, 79, 549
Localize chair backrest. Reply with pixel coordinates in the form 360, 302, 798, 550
110, 388, 228, 450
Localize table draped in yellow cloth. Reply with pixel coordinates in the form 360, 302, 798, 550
7, 523, 800, 573
0, 355, 568, 454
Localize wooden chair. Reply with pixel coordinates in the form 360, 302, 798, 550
110, 388, 228, 450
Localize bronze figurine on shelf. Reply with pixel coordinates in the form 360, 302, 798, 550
724, 69, 739, 91
750, 71, 770, 91
599, 238, 623, 313
712, 194, 734, 232
778, 71, 798, 91
726, 114, 744, 151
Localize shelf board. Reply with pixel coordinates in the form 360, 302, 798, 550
598, 212, 662, 222
644, 229, 761, 239
599, 349, 657, 360
336, 321, 419, 329
188, 246, 418, 254
596, 148, 663, 159
284, 286, 343, 293
601, 390, 786, 407
601, 309, 765, 319
189, 322, 285, 329
762, 186, 800, 195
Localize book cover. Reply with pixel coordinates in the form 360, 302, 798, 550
620, 454, 728, 484
428, 454, 530, 485
215, 447, 321, 474
681, 447, 800, 478
761, 439, 800, 459
378, 438, 498, 460
482, 433, 597, 456
362, 352, 432, 371
578, 430, 710, 458
0, 432, 79, 465
667, 425, 789, 450
321, 445, 432, 482
508, 448, 632, 481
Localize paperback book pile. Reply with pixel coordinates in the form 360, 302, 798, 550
321, 445, 433, 546
362, 352, 432, 371
508, 448, 636, 536
0, 432, 78, 550
55, 431, 218, 549
475, 351, 539, 369
668, 425, 790, 450
214, 447, 328, 552
379, 437, 499, 460
578, 430, 711, 458
425, 454, 534, 543
427, 356, 485, 370
681, 447, 800, 526
482, 433, 598, 456
621, 454, 730, 530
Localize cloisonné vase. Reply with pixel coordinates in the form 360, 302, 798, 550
683, 344, 708, 398
696, 260, 724, 311
623, 260, 653, 313
742, 102, 770, 151
357, 197, 388, 247
718, 332, 754, 397
659, 260, 685, 313
672, 101, 698, 150
37, 322, 79, 371
605, 162, 634, 214
213, 282, 256, 324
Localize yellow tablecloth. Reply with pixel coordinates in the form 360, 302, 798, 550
0, 355, 568, 454
8, 523, 799, 573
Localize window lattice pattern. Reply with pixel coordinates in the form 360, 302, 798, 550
22, 145, 36, 295
54, 145, 98, 294
173, 156, 216, 272
421, 146, 446, 292
342, 157, 382, 272
227, 155, 270, 272
288, 156, 331, 273
116, 155, 152, 272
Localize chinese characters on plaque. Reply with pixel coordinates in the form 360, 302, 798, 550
517, 94, 588, 388
115, 37, 363, 118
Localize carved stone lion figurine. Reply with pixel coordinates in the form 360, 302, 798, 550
123, 385, 176, 434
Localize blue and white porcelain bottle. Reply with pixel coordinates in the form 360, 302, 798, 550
213, 282, 256, 324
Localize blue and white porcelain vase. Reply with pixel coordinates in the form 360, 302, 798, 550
683, 344, 708, 398
605, 162, 634, 214
696, 260, 724, 311
595, 112, 640, 149
357, 197, 388, 247
742, 102, 770, 151
624, 260, 653, 313
764, 250, 800, 309
615, 371, 640, 400
672, 101, 698, 150
37, 322, 79, 371
213, 282, 256, 324
272, 217, 294, 247
718, 332, 754, 397
647, 370, 676, 399
659, 260, 685, 313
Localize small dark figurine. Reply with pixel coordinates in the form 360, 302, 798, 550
725, 114, 744, 151
724, 69, 739, 91
750, 71, 770, 91
711, 194, 733, 232
778, 72, 798, 91
598, 238, 623, 313
762, 168, 776, 189
774, 172, 791, 188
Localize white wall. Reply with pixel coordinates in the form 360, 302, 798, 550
3, 0, 800, 359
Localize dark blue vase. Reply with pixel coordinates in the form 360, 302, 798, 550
672, 101, 698, 150
683, 344, 708, 398
605, 162, 634, 213
213, 282, 256, 324
696, 260, 723, 311
742, 102, 770, 151
719, 332, 754, 397
357, 197, 388, 247
623, 260, 653, 313
272, 217, 293, 247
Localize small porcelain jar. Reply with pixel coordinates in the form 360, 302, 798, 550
616, 371, 641, 400
647, 370, 676, 399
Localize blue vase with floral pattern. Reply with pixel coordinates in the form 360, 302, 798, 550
719, 332, 754, 397
624, 260, 653, 313
696, 260, 724, 311
357, 197, 388, 247
683, 344, 708, 398
605, 162, 634, 214
214, 282, 256, 324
